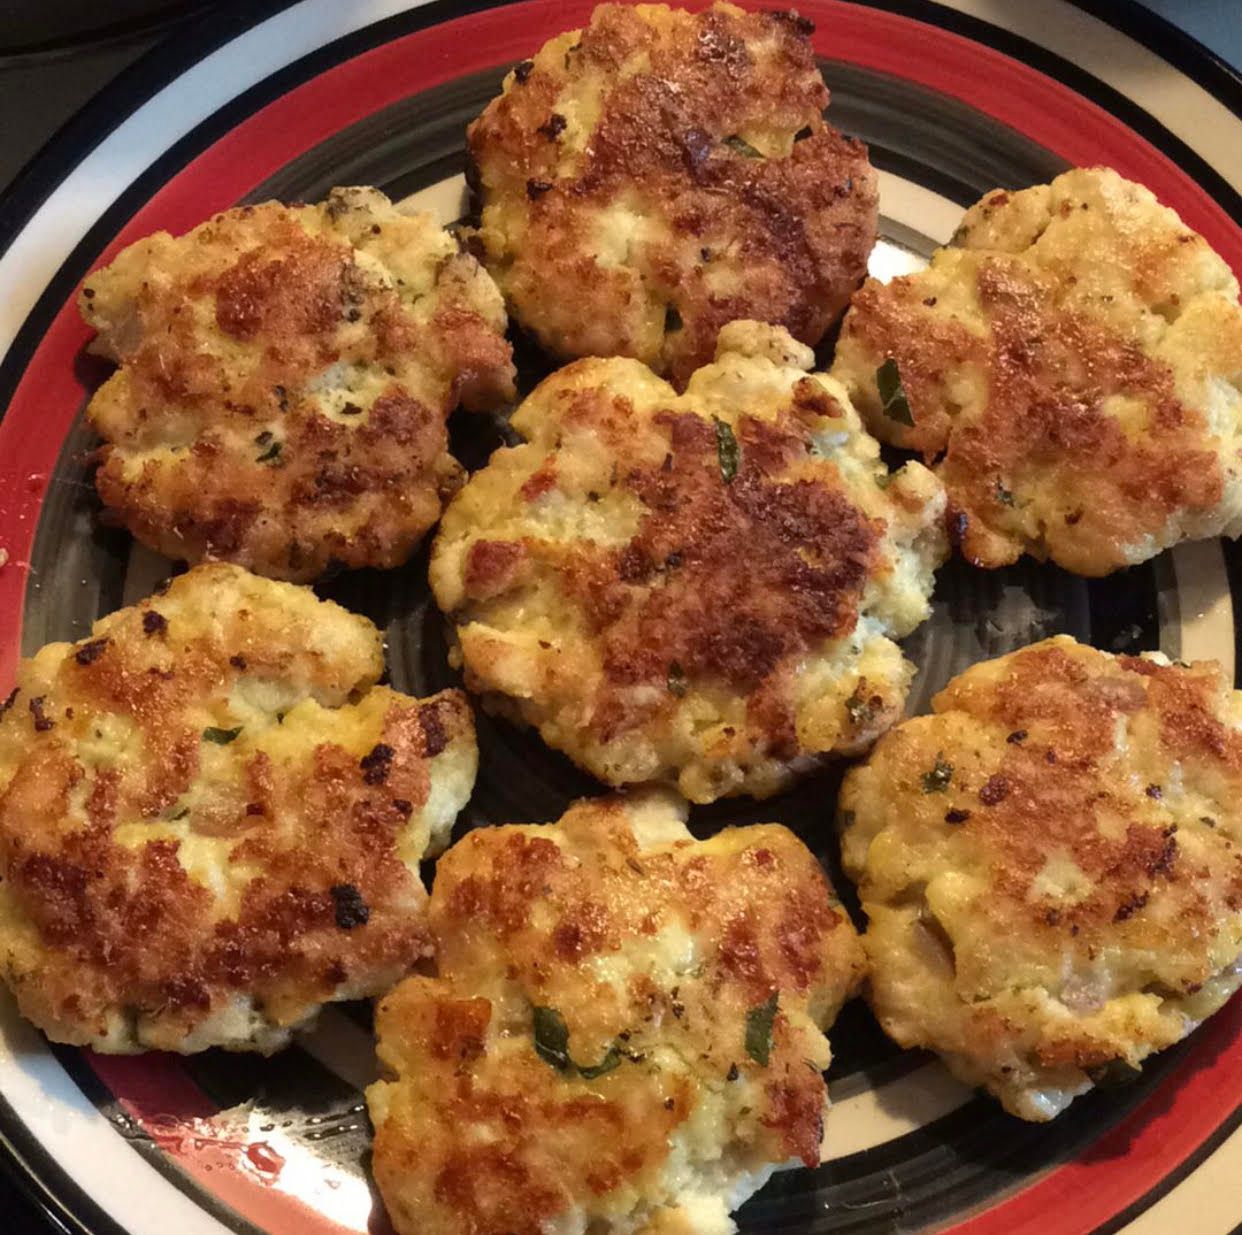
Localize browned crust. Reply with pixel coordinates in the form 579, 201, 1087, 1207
843, 259, 1223, 572
469, 3, 877, 386
82, 199, 513, 581
463, 384, 882, 752
854, 638, 1242, 965
932, 644, 1242, 939
0, 570, 473, 1046
371, 794, 865, 1235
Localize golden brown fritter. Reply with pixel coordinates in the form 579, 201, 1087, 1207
832, 167, 1242, 574
839, 636, 1242, 1120
368, 788, 865, 1235
0, 564, 477, 1053
467, 2, 877, 388
430, 322, 946, 803
80, 187, 515, 582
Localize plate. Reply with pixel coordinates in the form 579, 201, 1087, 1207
0, 3, 1240, 1234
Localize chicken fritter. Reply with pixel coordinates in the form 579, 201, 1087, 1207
0, 564, 477, 1053
80, 187, 515, 581
839, 635, 1242, 1120
467, 2, 878, 388
430, 321, 947, 803
368, 788, 865, 1235
832, 167, 1242, 574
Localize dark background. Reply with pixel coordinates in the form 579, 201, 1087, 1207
0, 1, 1236, 1232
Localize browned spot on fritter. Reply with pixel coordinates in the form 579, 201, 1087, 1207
0, 569, 477, 1048
81, 196, 513, 582
468, 2, 877, 385
214, 229, 353, 341
927, 639, 1242, 941
762, 1074, 825, 1167
834, 169, 1240, 575
549, 401, 879, 742
465, 539, 528, 601
369, 794, 864, 1235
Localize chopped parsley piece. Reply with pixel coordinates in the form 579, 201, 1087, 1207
876, 358, 914, 427
745, 992, 779, 1067
256, 439, 282, 464
531, 1006, 635, 1080
922, 753, 953, 793
723, 135, 762, 158
359, 742, 395, 785
537, 112, 567, 140
169, 807, 190, 821
713, 417, 740, 484
202, 725, 242, 745
29, 696, 53, 732
532, 1006, 573, 1071
995, 481, 1015, 506
667, 661, 688, 698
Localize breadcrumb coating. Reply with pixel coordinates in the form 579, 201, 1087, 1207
839, 636, 1242, 1119
431, 321, 946, 802
0, 564, 477, 1053
369, 788, 865, 1235
80, 187, 515, 581
832, 167, 1242, 574
468, 2, 877, 387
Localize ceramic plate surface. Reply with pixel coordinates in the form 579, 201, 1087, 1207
0, 3, 1239, 1234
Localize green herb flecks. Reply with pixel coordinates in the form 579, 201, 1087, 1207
922, 753, 953, 793
876, 358, 914, 427
577, 1046, 623, 1080
532, 1006, 625, 1080
532, 1006, 573, 1071
202, 726, 243, 745
995, 480, 1015, 507
745, 992, 779, 1067
256, 439, 283, 464
713, 417, 740, 484
723, 135, 762, 158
